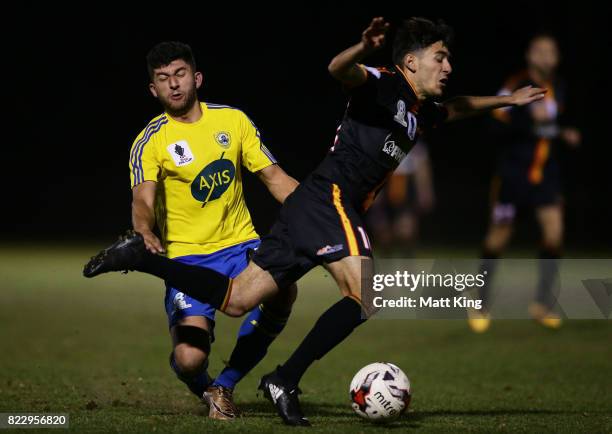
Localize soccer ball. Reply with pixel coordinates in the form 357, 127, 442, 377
349, 362, 411, 421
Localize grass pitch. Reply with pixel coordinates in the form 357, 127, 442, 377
0, 245, 610, 433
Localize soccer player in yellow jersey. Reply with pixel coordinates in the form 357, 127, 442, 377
130, 42, 298, 419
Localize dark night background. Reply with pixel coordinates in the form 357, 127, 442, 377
5, 3, 611, 251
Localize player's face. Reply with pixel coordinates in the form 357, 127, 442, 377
413, 41, 452, 98
526, 37, 559, 78
149, 59, 202, 116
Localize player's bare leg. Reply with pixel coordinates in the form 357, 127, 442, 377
211, 281, 296, 417
536, 204, 563, 250
324, 255, 368, 300
484, 222, 513, 253
220, 261, 280, 317
171, 316, 211, 379
168, 315, 243, 420
169, 316, 213, 405
395, 212, 418, 244
161, 258, 293, 420
260, 256, 369, 426
84, 232, 279, 317
530, 204, 563, 328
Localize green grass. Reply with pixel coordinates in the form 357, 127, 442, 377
0, 246, 611, 433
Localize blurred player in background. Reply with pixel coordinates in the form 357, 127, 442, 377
128, 42, 298, 418
469, 34, 581, 333
366, 139, 434, 255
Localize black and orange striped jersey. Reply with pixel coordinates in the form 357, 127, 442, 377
491, 71, 568, 185
251, 65, 446, 286
310, 65, 447, 213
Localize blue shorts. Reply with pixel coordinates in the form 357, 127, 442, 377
164, 239, 260, 331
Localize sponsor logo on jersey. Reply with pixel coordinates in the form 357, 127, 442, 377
173, 292, 192, 312
167, 140, 194, 167
316, 244, 344, 256
382, 134, 407, 164
191, 152, 236, 206
214, 131, 231, 148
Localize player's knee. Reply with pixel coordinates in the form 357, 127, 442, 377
171, 325, 211, 375
485, 225, 512, 252
223, 293, 254, 317
542, 227, 563, 250
223, 270, 279, 317
483, 241, 503, 256
173, 344, 208, 376
223, 305, 248, 317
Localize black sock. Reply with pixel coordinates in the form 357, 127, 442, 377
136, 253, 232, 311
536, 248, 561, 309
278, 296, 366, 387
478, 248, 499, 311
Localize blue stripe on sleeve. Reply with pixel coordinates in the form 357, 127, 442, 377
131, 116, 168, 186
130, 116, 165, 183
260, 144, 277, 164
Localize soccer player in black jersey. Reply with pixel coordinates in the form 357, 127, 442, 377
84, 17, 546, 426
468, 34, 581, 333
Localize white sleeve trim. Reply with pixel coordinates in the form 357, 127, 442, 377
363, 65, 381, 79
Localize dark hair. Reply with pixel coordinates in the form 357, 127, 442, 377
392, 17, 454, 65
146, 41, 196, 79
527, 32, 558, 49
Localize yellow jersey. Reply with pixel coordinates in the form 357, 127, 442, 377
129, 102, 276, 258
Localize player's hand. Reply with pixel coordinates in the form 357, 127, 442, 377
510, 85, 547, 106
139, 229, 165, 254
361, 17, 390, 52
560, 127, 581, 148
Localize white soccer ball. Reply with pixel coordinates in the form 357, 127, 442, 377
349, 362, 411, 421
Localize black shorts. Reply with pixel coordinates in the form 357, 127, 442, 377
491, 169, 562, 224
251, 179, 372, 289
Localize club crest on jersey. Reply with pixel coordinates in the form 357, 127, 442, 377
214, 131, 231, 148
191, 152, 236, 207
393, 100, 418, 140
167, 141, 194, 167
393, 100, 408, 127
382, 134, 407, 164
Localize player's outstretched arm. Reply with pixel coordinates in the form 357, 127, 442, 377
132, 181, 164, 253
257, 164, 299, 204
443, 85, 547, 121
328, 17, 390, 88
